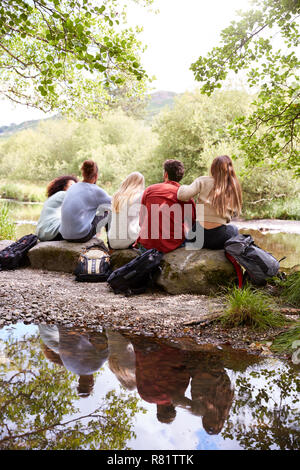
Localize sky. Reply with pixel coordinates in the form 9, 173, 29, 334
0, 0, 251, 126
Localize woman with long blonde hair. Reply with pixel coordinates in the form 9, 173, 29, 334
108, 171, 145, 249
177, 155, 242, 249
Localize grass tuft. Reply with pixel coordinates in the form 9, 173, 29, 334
0, 203, 16, 240
280, 272, 300, 307
271, 322, 300, 353
220, 285, 287, 330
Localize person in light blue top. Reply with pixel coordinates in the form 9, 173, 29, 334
60, 160, 112, 243
36, 175, 78, 241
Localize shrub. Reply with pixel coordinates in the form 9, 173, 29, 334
220, 285, 287, 330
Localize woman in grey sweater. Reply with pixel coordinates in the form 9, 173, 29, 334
60, 160, 111, 243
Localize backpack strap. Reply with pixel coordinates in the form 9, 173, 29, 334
225, 252, 243, 289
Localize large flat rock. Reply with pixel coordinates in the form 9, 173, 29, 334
28, 238, 104, 273
156, 247, 236, 295
26, 239, 236, 294
110, 248, 139, 269
28, 239, 139, 274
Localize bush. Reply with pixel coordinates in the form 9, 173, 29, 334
0, 204, 16, 240
220, 285, 287, 330
240, 167, 300, 220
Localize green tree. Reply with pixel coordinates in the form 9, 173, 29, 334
0, 111, 158, 188
191, 0, 300, 174
0, 0, 153, 117
148, 89, 251, 184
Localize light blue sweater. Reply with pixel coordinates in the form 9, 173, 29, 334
60, 182, 111, 240
36, 191, 65, 241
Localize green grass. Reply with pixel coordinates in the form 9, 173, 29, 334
0, 203, 16, 240
0, 180, 46, 202
271, 321, 300, 353
220, 285, 287, 330
279, 272, 300, 307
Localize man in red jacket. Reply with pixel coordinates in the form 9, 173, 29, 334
136, 160, 196, 253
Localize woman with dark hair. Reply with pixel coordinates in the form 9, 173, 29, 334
36, 175, 78, 241
177, 155, 242, 249
60, 160, 111, 243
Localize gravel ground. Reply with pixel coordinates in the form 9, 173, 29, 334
0, 267, 295, 356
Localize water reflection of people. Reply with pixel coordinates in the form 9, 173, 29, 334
130, 337, 234, 432
39, 325, 234, 432
188, 353, 234, 435
39, 325, 108, 397
106, 330, 136, 391
131, 337, 190, 424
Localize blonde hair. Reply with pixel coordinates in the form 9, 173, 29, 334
108, 355, 136, 390
209, 155, 242, 219
112, 172, 145, 213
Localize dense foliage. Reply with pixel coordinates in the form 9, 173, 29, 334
0, 0, 153, 116
191, 0, 300, 174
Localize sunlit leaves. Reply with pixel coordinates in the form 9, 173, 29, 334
191, 0, 300, 174
0, 0, 150, 117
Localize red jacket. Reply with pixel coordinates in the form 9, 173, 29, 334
137, 181, 196, 253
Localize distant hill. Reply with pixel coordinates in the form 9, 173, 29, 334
0, 114, 59, 138
145, 90, 178, 119
0, 91, 178, 137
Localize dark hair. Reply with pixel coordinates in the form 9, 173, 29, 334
47, 175, 78, 198
156, 404, 176, 424
164, 159, 184, 182
81, 160, 98, 181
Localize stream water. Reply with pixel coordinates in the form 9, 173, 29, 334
0, 322, 299, 451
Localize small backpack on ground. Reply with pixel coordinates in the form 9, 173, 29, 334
74, 241, 111, 282
224, 234, 280, 286
107, 248, 164, 296
0, 234, 38, 270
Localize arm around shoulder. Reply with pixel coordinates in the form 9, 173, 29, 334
177, 178, 202, 202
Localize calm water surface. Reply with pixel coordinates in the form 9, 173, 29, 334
0, 323, 299, 450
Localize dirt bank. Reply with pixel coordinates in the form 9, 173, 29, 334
0, 267, 294, 357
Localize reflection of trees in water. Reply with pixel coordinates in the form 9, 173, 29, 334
222, 366, 300, 450
0, 331, 143, 450
2, 326, 299, 450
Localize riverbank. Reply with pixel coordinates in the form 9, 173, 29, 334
234, 218, 300, 234
0, 267, 297, 358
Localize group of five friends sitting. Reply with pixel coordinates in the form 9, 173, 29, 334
36, 156, 242, 253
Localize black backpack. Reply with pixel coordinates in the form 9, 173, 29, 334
0, 234, 38, 270
107, 248, 164, 296
224, 234, 280, 286
74, 242, 111, 282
